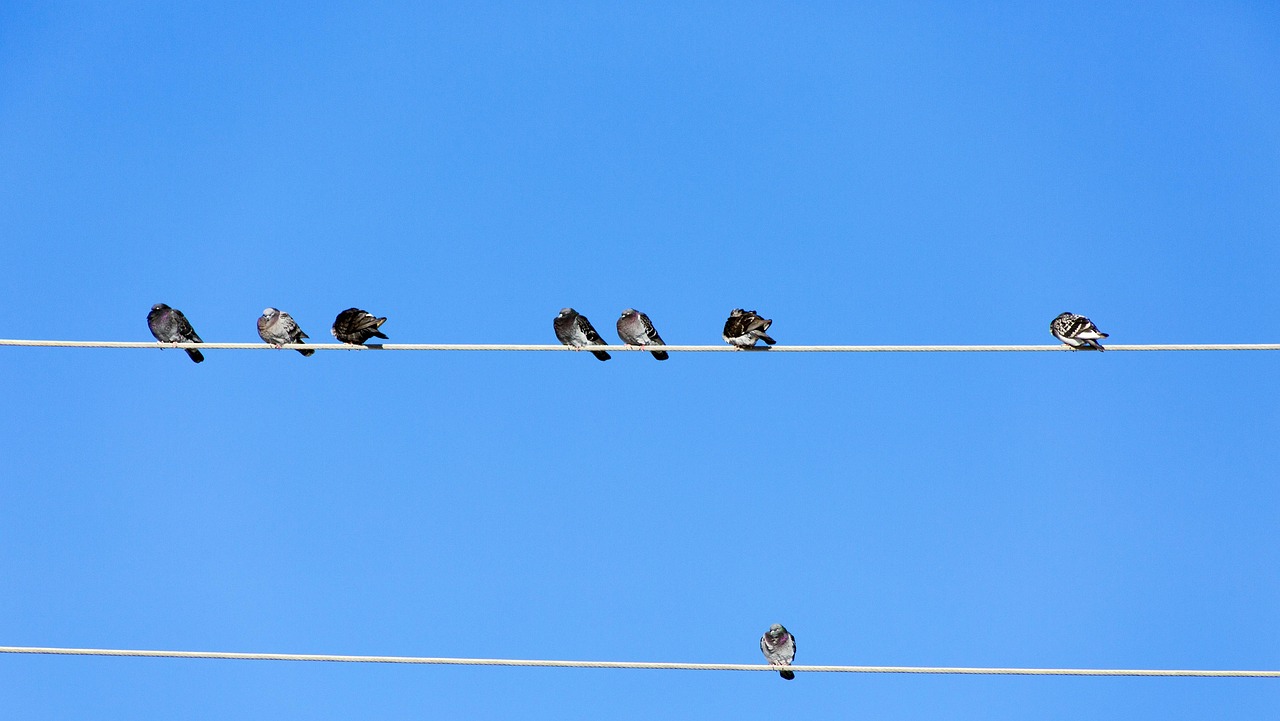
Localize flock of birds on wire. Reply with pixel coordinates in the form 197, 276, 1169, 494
143, 303, 1108, 677
147, 303, 1111, 367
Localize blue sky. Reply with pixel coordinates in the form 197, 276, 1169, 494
1, 2, 1278, 718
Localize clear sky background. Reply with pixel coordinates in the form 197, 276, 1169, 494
1, 2, 1278, 719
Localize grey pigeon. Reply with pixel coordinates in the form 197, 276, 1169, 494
147, 303, 204, 363
554, 308, 610, 361
331, 307, 389, 345
760, 624, 796, 680
723, 308, 776, 348
616, 308, 668, 361
1050, 312, 1108, 351
258, 307, 314, 356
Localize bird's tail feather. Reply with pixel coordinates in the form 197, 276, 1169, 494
651, 350, 669, 361
186, 348, 205, 364
780, 670, 795, 680
591, 350, 611, 361
298, 348, 315, 357
759, 333, 777, 345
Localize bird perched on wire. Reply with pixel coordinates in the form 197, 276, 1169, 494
331, 307, 388, 346
258, 308, 314, 356
760, 624, 796, 680
616, 308, 668, 361
1050, 312, 1108, 351
554, 308, 611, 361
723, 308, 776, 348
147, 303, 205, 363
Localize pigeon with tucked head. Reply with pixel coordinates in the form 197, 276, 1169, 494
723, 308, 776, 348
332, 307, 388, 345
1050, 312, 1108, 351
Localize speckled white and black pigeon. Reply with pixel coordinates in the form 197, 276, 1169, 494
331, 307, 388, 345
760, 624, 796, 680
723, 308, 776, 348
1050, 312, 1108, 351
258, 307, 314, 356
554, 308, 611, 361
616, 308, 668, 361
147, 303, 204, 363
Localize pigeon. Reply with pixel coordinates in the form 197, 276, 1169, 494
616, 308, 668, 361
760, 624, 797, 680
147, 303, 204, 363
554, 308, 610, 361
331, 307, 389, 345
257, 307, 314, 356
1050, 312, 1108, 351
723, 308, 776, 348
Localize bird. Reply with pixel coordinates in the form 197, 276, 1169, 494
331, 307, 388, 345
258, 308, 314, 356
616, 308, 668, 360
554, 308, 610, 361
147, 303, 204, 363
760, 624, 797, 680
723, 308, 776, 348
1050, 312, 1108, 350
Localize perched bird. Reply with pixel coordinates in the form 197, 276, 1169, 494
331, 307, 389, 345
760, 624, 797, 680
554, 308, 610, 361
258, 307, 314, 356
723, 308, 776, 348
616, 308, 668, 361
147, 303, 204, 363
1050, 312, 1108, 351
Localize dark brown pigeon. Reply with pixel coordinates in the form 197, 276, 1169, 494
723, 308, 776, 348
331, 308, 389, 345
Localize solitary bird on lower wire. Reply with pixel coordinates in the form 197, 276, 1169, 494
723, 308, 776, 348
1050, 311, 1108, 351
147, 303, 205, 363
760, 623, 797, 680
616, 308, 668, 361
258, 308, 314, 356
331, 307, 389, 345
554, 308, 611, 361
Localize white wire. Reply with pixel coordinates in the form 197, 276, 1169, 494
0, 646, 1275, 677
1, 339, 1278, 352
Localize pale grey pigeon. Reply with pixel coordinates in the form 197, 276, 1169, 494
332, 307, 388, 345
258, 307, 314, 356
1050, 312, 1108, 350
147, 303, 204, 363
554, 308, 610, 361
760, 623, 796, 680
616, 308, 668, 360
723, 308, 776, 348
